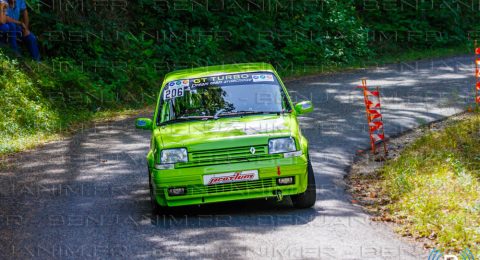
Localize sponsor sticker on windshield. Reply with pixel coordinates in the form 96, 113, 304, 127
163, 72, 279, 100
252, 74, 274, 82
164, 80, 189, 100
190, 72, 278, 89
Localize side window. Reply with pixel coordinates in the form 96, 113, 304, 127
281, 87, 292, 111
160, 101, 170, 122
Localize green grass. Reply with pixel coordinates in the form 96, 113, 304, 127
0, 51, 150, 155
380, 112, 480, 254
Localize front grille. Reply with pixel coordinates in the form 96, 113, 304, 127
176, 145, 281, 168
184, 178, 275, 196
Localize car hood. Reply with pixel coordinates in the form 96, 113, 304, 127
154, 114, 298, 151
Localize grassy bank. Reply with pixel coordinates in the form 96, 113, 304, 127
369, 112, 480, 254
0, 51, 152, 155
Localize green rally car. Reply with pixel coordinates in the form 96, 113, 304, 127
135, 63, 316, 212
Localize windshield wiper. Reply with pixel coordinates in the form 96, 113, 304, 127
159, 116, 213, 125
213, 109, 227, 119
179, 116, 214, 120
214, 111, 281, 119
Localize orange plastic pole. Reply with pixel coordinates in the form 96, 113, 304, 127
476, 40, 480, 106
359, 80, 388, 155
375, 86, 388, 155
361, 79, 376, 154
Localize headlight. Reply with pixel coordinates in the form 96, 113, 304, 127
160, 148, 188, 164
268, 137, 296, 154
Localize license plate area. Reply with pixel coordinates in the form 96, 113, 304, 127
203, 170, 259, 186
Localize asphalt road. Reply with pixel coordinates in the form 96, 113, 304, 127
0, 55, 475, 259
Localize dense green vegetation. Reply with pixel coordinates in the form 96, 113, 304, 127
0, 53, 144, 153
381, 113, 480, 253
0, 54, 59, 153
0, 0, 475, 153
355, 0, 479, 50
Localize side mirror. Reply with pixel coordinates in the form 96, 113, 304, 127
294, 101, 314, 115
135, 118, 153, 130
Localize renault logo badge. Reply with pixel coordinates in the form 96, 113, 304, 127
250, 147, 256, 155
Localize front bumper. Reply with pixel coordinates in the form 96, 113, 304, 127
151, 155, 308, 207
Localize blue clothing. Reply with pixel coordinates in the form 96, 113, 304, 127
0, 22, 40, 61
0, 23, 9, 44
24, 32, 40, 61
0, 22, 15, 49
1, 1, 40, 61
6, 0, 26, 21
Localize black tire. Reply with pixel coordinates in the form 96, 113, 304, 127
149, 171, 164, 214
291, 160, 317, 209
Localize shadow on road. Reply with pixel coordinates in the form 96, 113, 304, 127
1, 56, 473, 259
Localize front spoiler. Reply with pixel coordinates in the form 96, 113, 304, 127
150, 156, 308, 207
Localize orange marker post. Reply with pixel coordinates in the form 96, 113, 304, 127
358, 79, 388, 155
475, 41, 480, 106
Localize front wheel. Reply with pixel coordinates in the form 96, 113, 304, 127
291, 160, 316, 209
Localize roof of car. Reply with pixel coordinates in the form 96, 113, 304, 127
163, 63, 276, 83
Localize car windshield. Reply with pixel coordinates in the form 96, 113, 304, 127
157, 72, 291, 125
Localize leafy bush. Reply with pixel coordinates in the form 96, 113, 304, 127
355, 0, 477, 52
0, 53, 57, 138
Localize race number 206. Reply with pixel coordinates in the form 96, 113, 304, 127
164, 86, 185, 100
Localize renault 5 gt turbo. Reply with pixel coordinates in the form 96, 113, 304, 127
135, 63, 316, 213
